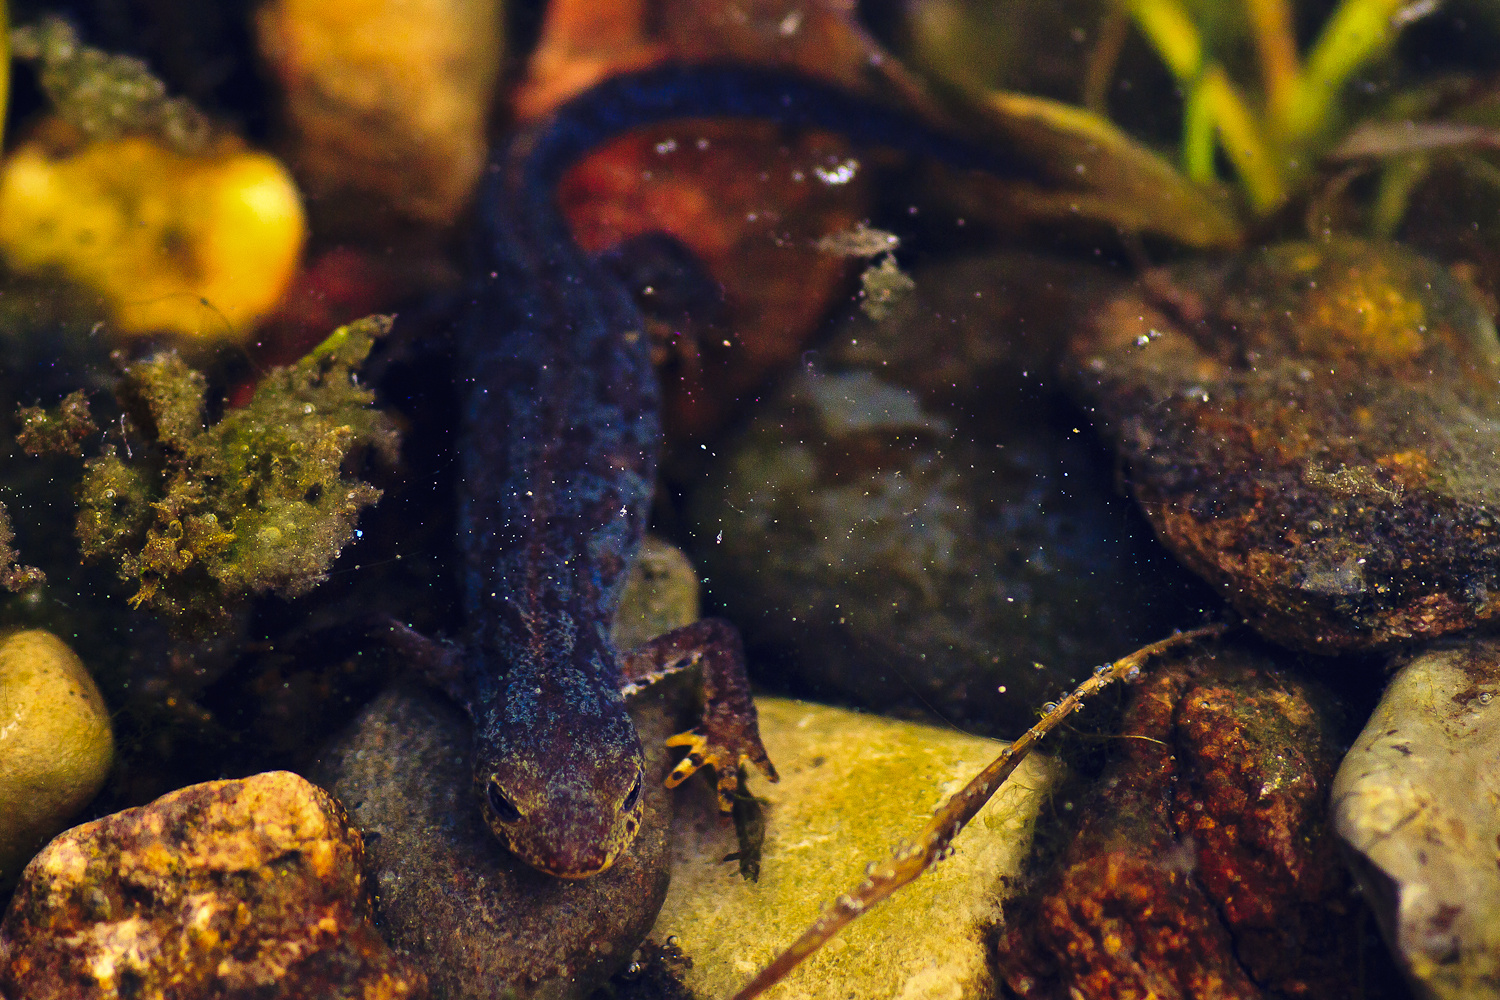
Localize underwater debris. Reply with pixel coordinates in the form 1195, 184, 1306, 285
41, 316, 398, 632
857, 255, 914, 322
728, 625, 1227, 1000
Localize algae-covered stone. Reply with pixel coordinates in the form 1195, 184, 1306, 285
69, 317, 399, 633
1333, 639, 1500, 1000
651, 698, 1057, 1000
0, 629, 112, 893
0, 770, 426, 999
1067, 238, 1500, 651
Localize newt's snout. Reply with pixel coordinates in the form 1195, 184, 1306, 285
479, 763, 646, 878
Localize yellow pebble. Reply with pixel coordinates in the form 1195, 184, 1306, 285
258, 0, 501, 227
0, 128, 306, 342
0, 629, 114, 891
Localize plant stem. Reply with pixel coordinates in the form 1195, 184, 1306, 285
1283, 0, 1408, 145
1182, 76, 1218, 183
1246, 0, 1300, 126
1370, 153, 1429, 237
1126, 0, 1202, 82
1201, 66, 1287, 212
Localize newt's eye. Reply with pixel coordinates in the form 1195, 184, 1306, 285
622, 773, 643, 813
487, 779, 522, 823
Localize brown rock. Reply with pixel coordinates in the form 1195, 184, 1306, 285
691, 252, 1211, 732
312, 683, 677, 1000
559, 121, 869, 439
1067, 239, 1500, 650
994, 640, 1374, 999
0, 770, 425, 1000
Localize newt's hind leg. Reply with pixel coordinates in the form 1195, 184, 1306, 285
619, 617, 778, 809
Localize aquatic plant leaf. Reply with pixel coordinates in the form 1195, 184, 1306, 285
977, 90, 1243, 248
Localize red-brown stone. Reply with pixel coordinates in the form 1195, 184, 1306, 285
994, 641, 1368, 999
0, 771, 425, 1000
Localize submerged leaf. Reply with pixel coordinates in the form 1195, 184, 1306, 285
977, 90, 1243, 248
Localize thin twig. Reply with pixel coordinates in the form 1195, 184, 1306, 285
727, 622, 1230, 1000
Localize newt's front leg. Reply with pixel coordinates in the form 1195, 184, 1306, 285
619, 618, 778, 808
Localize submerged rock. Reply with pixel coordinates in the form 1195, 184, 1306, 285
312, 536, 702, 999
610, 536, 700, 653
650, 697, 1057, 1000
0, 770, 424, 999
691, 253, 1208, 732
1067, 238, 1500, 651
313, 685, 675, 1000
995, 640, 1382, 999
0, 630, 113, 894
1333, 639, 1500, 1000
0, 124, 305, 343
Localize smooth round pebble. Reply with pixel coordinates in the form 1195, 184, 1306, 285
0, 629, 114, 891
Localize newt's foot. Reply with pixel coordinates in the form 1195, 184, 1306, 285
665, 724, 778, 811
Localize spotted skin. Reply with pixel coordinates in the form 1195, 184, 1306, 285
456, 66, 1026, 878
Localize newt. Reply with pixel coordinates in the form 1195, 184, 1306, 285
401, 65, 1028, 879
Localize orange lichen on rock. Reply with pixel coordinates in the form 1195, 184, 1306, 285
1067, 239, 1500, 650
0, 771, 427, 1000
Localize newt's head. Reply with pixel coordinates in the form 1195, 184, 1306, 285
472, 656, 647, 878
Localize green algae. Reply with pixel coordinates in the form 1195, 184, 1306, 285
10, 16, 210, 153
17, 390, 96, 457
0, 503, 42, 593
36, 316, 400, 632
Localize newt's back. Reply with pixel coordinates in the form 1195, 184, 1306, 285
454, 65, 1023, 877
